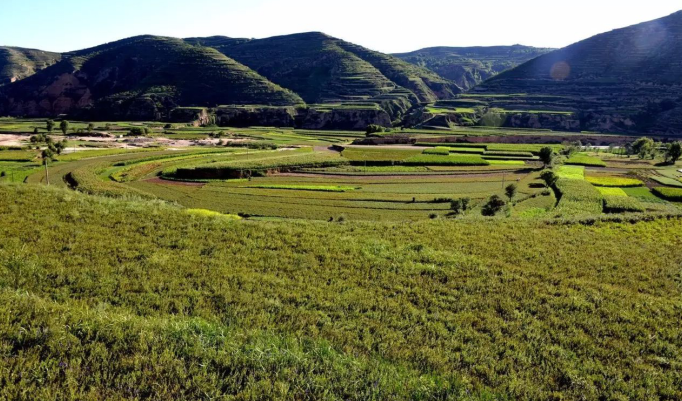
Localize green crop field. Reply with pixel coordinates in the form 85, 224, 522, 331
1, 116, 682, 399
586, 175, 643, 187
0, 184, 681, 400
565, 154, 607, 167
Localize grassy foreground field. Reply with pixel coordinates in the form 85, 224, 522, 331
0, 184, 681, 400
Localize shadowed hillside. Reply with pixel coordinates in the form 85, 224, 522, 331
0, 46, 61, 85
393, 45, 553, 90
0, 36, 303, 119
477, 11, 682, 134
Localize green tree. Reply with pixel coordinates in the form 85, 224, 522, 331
632, 137, 654, 160
481, 195, 506, 216
41, 148, 54, 185
539, 147, 555, 167
665, 142, 682, 164
460, 197, 471, 211
365, 124, 387, 135
59, 120, 69, 135
540, 170, 558, 188
54, 139, 67, 155
87, 123, 94, 133
505, 183, 518, 203
450, 199, 463, 215
46, 119, 55, 132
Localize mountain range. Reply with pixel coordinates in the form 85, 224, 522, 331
1, 10, 682, 134
477, 10, 682, 134
393, 45, 553, 90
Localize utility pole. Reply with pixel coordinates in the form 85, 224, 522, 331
44, 159, 50, 185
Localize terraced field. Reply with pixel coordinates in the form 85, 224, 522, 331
2, 118, 680, 221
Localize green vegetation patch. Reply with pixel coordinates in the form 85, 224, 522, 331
603, 196, 645, 213
1, 184, 682, 399
0, 150, 37, 162
487, 160, 526, 166
342, 147, 421, 162
652, 187, 682, 202
554, 178, 604, 216
565, 154, 607, 167
596, 187, 628, 197
650, 175, 682, 188
556, 165, 585, 180
483, 151, 534, 158
422, 147, 451, 155
622, 187, 659, 201
403, 155, 490, 166
246, 185, 359, 192
186, 208, 242, 220
586, 176, 643, 187
171, 152, 347, 180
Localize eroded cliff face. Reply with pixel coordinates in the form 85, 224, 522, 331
298, 108, 392, 130
4, 72, 93, 116
216, 106, 298, 127
215, 106, 392, 130
505, 113, 581, 131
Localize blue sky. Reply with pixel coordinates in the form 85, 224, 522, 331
1, 0, 681, 53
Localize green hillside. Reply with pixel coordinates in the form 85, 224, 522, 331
393, 45, 553, 90
0, 36, 303, 119
191, 32, 461, 104
0, 46, 61, 85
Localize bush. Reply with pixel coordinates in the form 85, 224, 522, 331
365, 124, 388, 135
481, 195, 506, 216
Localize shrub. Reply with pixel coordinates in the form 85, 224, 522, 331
540, 170, 558, 187
481, 195, 506, 216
